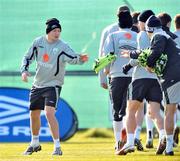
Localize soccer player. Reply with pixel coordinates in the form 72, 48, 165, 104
121, 15, 180, 155
99, 5, 130, 90
119, 10, 166, 155
21, 18, 88, 155
98, 5, 131, 152
123, 11, 156, 150
102, 10, 137, 154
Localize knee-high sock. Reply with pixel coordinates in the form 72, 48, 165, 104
134, 126, 142, 140
166, 135, 173, 153
113, 121, 123, 143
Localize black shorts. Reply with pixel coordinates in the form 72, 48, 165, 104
29, 86, 62, 110
128, 78, 162, 103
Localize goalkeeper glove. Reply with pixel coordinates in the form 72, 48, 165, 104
122, 63, 133, 75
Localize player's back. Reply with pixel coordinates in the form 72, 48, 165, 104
107, 29, 137, 78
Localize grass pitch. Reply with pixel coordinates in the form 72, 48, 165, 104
0, 129, 179, 161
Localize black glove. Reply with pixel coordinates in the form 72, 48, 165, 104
122, 64, 133, 75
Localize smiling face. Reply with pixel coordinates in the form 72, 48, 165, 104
47, 28, 61, 42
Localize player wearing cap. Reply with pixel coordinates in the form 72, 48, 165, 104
98, 5, 131, 152
102, 11, 137, 154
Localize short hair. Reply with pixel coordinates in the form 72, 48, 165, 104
157, 12, 172, 26
131, 11, 140, 24
174, 14, 180, 29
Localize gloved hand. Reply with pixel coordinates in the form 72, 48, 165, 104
122, 64, 133, 75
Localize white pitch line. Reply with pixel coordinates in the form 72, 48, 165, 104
81, 32, 97, 53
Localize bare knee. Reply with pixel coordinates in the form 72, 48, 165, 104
45, 111, 54, 120
127, 100, 141, 113
45, 106, 56, 121
147, 111, 154, 120
149, 109, 159, 120
148, 102, 161, 119
30, 110, 41, 120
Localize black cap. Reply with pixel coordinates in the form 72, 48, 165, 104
118, 5, 130, 12
138, 10, 155, 23
145, 15, 162, 32
118, 11, 133, 28
46, 18, 61, 34
117, 5, 130, 17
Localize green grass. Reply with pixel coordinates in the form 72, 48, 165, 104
0, 129, 180, 161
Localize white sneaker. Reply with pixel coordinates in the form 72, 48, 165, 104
115, 143, 135, 155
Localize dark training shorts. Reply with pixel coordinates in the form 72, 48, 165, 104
29, 86, 61, 110
128, 78, 162, 103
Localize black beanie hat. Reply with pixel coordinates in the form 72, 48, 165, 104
138, 10, 155, 23
46, 18, 61, 34
118, 11, 133, 28
145, 15, 162, 32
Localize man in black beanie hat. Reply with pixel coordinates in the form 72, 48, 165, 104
145, 16, 180, 156
45, 18, 62, 42
136, 11, 166, 153
21, 18, 88, 156
145, 15, 162, 33
121, 15, 180, 156
46, 18, 62, 34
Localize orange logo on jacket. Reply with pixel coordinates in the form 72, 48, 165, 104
124, 33, 132, 39
43, 53, 49, 62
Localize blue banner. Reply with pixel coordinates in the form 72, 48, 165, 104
0, 87, 78, 142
